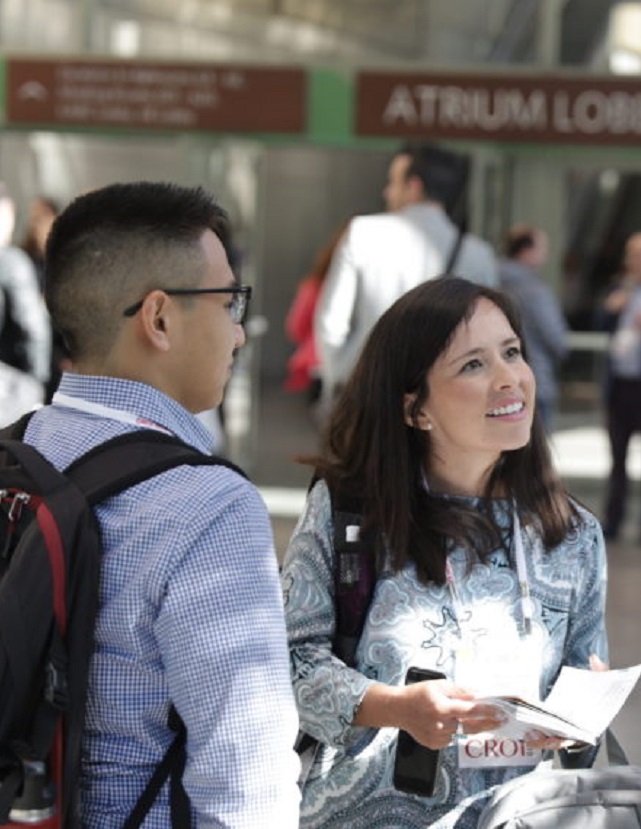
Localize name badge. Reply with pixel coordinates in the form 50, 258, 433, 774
458, 735, 541, 768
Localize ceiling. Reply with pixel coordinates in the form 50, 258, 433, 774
0, 0, 625, 68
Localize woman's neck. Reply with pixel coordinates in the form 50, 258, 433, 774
426, 458, 497, 498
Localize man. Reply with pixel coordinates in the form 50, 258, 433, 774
24, 182, 300, 826
315, 143, 498, 401
499, 223, 568, 432
599, 231, 641, 541
0, 183, 51, 384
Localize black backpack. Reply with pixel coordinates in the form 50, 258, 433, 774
0, 416, 244, 828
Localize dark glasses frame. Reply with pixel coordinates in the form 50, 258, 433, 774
122, 285, 252, 324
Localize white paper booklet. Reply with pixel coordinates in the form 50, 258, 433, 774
478, 663, 641, 745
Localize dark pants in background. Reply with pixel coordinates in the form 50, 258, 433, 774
604, 377, 641, 539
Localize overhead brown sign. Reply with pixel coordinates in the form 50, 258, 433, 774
357, 70, 641, 145
7, 58, 306, 133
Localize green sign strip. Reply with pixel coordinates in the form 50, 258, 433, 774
305, 65, 397, 149
307, 66, 353, 143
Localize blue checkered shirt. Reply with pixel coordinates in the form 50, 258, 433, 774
25, 374, 300, 828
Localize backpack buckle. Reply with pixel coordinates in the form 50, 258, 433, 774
7, 492, 30, 523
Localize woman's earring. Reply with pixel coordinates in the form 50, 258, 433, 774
426, 422, 433, 431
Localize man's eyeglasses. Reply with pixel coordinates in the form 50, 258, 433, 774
123, 285, 252, 324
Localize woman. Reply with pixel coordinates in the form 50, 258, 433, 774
281, 276, 608, 828
284, 221, 348, 404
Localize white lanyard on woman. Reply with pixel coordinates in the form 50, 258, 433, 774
446, 504, 534, 639
447, 504, 542, 768
52, 392, 174, 435
512, 508, 534, 636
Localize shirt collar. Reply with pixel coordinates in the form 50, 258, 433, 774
56, 373, 217, 454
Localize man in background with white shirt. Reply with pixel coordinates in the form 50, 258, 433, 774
315, 142, 498, 404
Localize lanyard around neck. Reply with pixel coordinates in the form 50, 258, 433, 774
52, 392, 174, 435
446, 505, 533, 637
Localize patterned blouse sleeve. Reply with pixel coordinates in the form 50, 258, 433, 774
559, 506, 609, 769
564, 505, 609, 669
281, 479, 376, 748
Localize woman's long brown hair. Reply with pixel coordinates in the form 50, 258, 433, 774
306, 276, 577, 585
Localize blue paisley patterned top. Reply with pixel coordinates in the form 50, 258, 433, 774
281, 480, 608, 829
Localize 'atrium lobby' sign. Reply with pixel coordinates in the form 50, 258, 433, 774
357, 70, 641, 145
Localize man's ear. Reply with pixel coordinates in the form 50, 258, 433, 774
406, 174, 425, 204
138, 290, 172, 352
403, 393, 432, 431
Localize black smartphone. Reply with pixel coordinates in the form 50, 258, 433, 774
392, 667, 446, 798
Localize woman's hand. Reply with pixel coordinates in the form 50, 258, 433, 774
398, 678, 507, 749
354, 678, 506, 749
589, 654, 609, 672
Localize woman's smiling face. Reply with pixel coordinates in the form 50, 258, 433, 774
422, 298, 535, 486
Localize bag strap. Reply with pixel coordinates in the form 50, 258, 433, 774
0, 419, 247, 504
605, 727, 630, 766
331, 499, 378, 667
296, 479, 378, 770
63, 430, 246, 502
444, 225, 465, 274
309, 475, 378, 668
123, 708, 189, 829
0, 436, 74, 493
0, 412, 33, 442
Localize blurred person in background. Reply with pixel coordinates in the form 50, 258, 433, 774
0, 183, 51, 390
315, 142, 498, 405
499, 224, 569, 433
284, 221, 349, 410
21, 194, 70, 401
598, 231, 641, 541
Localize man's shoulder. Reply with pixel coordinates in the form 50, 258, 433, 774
499, 259, 528, 284
349, 211, 409, 235
456, 232, 498, 286
500, 262, 550, 299
462, 231, 496, 259
346, 211, 428, 255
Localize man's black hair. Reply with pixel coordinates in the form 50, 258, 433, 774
46, 181, 231, 267
43, 181, 232, 361
397, 142, 470, 216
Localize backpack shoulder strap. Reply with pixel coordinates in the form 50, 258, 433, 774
63, 429, 247, 503
0, 412, 34, 442
0, 428, 246, 505
311, 474, 378, 668
444, 225, 465, 273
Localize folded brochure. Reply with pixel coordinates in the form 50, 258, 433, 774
478, 663, 641, 744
